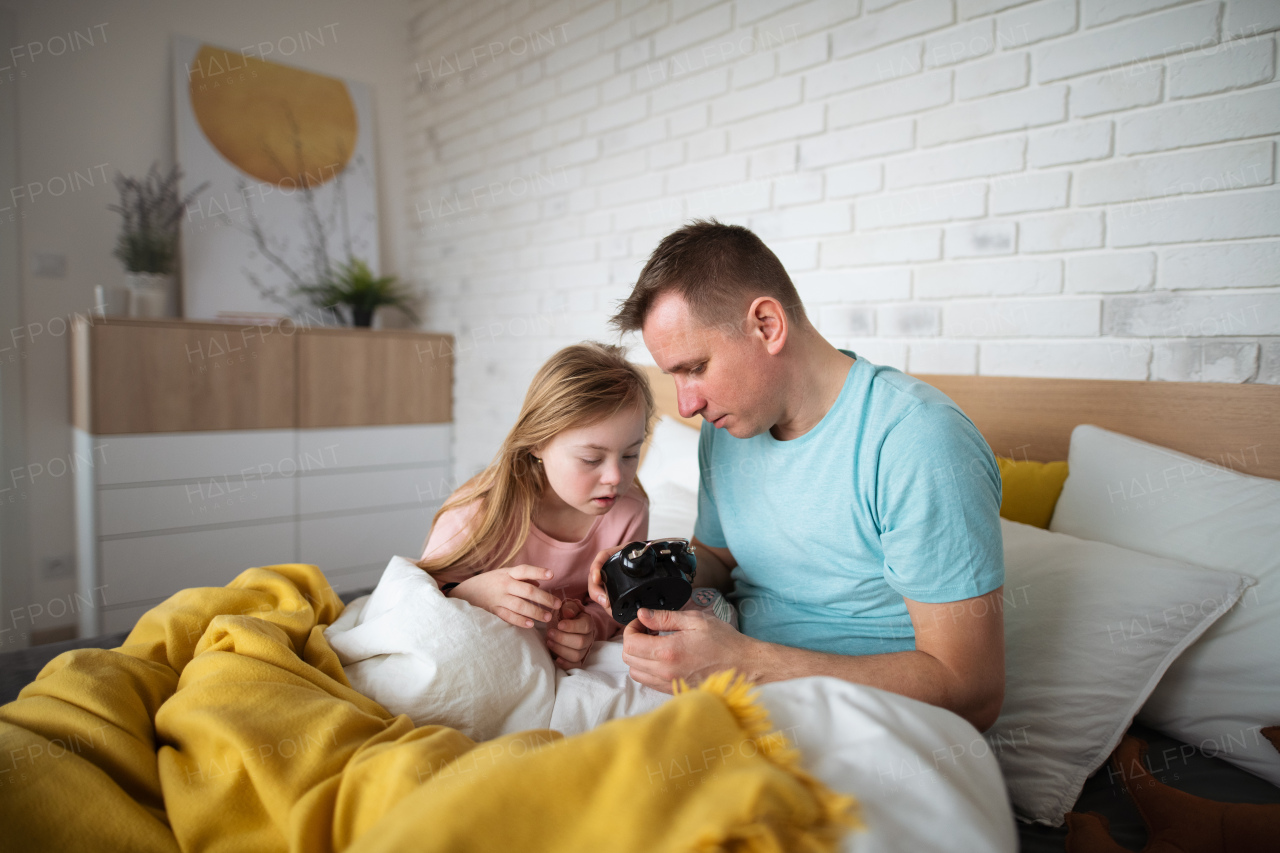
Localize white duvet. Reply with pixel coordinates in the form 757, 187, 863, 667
325, 557, 1015, 852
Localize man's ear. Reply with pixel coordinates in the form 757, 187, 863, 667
745, 296, 788, 356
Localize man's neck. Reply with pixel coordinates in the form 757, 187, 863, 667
769, 332, 855, 441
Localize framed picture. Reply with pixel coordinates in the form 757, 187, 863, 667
173, 35, 379, 321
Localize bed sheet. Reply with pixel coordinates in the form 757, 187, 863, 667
9, 626, 1277, 853
6, 581, 1276, 852
541, 637, 1017, 852
329, 584, 1017, 853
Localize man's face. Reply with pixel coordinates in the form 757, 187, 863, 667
641, 292, 777, 438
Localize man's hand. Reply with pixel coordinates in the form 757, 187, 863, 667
447, 565, 562, 629
620, 607, 758, 694
617, 586, 1006, 730
546, 598, 596, 670
587, 537, 737, 611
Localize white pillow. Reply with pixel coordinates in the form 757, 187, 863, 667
991, 519, 1253, 826
638, 415, 700, 495
1050, 424, 1280, 786
324, 556, 557, 742
645, 480, 697, 540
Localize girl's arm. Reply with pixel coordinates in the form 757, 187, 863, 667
420, 502, 478, 562
584, 600, 619, 641
420, 501, 487, 592
422, 492, 561, 623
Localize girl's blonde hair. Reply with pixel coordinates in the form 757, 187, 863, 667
416, 341, 655, 578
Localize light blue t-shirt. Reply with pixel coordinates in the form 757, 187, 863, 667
693, 350, 1004, 656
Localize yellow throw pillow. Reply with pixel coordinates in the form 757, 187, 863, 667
996, 457, 1069, 529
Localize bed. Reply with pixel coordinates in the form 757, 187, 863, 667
637, 363, 1280, 852
2, 362, 1278, 852
913, 372, 1280, 852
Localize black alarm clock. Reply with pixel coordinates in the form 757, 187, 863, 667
602, 538, 697, 626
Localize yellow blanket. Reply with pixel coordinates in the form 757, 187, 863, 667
0, 564, 859, 852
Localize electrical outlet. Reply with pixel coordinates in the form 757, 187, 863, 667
41, 555, 75, 579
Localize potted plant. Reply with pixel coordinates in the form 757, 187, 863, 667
297, 257, 418, 327
107, 163, 208, 317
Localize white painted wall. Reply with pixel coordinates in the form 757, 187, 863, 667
0, 6, 28, 639
405, 0, 1280, 483
1, 0, 414, 640
5, 0, 1278, 638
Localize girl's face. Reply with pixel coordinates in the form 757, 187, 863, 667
536, 404, 646, 517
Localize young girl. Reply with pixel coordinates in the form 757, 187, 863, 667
417, 342, 653, 670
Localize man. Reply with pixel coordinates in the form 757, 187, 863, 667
586, 219, 1006, 732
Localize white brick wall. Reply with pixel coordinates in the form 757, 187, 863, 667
405, 0, 1280, 478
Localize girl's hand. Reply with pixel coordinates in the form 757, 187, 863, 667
546, 598, 597, 670
586, 547, 614, 611
447, 565, 563, 629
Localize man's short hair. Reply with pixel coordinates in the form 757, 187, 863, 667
608, 219, 808, 335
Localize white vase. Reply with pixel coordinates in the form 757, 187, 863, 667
93, 284, 130, 317
124, 272, 177, 318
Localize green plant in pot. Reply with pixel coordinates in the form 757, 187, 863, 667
297, 257, 418, 328
107, 162, 208, 317
209, 126, 408, 328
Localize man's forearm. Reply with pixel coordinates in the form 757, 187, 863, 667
692, 546, 734, 594
741, 639, 1001, 731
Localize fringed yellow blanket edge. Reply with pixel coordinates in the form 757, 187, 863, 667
675, 669, 865, 852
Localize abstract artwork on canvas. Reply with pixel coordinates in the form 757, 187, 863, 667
173, 36, 379, 322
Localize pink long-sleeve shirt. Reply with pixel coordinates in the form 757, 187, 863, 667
419, 490, 649, 641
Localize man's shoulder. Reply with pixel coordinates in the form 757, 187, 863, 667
833, 358, 988, 470
854, 356, 961, 421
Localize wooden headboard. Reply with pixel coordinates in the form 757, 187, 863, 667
640, 365, 1280, 481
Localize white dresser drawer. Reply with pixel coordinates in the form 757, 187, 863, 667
98, 477, 296, 536
298, 464, 450, 515
78, 422, 453, 637
298, 505, 439, 572
100, 521, 296, 605
298, 424, 451, 470
95, 430, 297, 485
